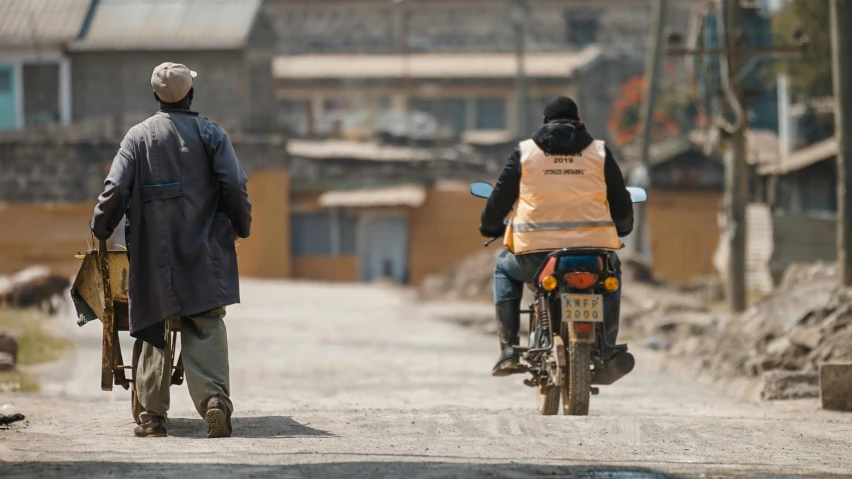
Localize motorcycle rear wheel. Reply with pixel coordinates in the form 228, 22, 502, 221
536, 385, 560, 415
562, 341, 592, 416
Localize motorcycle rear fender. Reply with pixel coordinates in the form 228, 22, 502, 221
566, 321, 596, 344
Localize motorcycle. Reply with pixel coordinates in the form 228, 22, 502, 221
470, 181, 648, 416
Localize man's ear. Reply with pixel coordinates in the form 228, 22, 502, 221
153, 91, 161, 102
542, 115, 548, 124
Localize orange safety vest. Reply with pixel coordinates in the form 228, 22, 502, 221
503, 138, 623, 254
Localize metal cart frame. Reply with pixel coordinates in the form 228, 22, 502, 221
71, 240, 184, 422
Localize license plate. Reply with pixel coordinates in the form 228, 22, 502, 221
561, 294, 603, 322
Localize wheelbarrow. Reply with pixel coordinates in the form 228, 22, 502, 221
70, 239, 184, 423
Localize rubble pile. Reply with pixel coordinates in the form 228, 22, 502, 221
680, 262, 852, 381
419, 248, 502, 302
421, 247, 852, 401
0, 266, 70, 315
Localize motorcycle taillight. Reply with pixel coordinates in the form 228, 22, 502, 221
563, 272, 599, 290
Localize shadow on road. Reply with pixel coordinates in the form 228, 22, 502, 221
1, 461, 692, 479
167, 415, 334, 439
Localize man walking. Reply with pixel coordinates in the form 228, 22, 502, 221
90, 62, 252, 438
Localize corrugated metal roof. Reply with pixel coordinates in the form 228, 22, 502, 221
272, 46, 601, 80
318, 185, 427, 208
621, 137, 705, 166
757, 138, 836, 176
287, 139, 438, 162
688, 128, 780, 167
70, 0, 261, 51
0, 0, 91, 46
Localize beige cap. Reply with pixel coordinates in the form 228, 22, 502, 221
151, 62, 197, 103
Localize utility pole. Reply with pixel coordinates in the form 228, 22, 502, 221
512, 0, 529, 140
633, 0, 667, 261
722, 0, 748, 313
667, 0, 806, 312
831, 0, 852, 286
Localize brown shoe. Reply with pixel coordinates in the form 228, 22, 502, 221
205, 396, 232, 438
134, 416, 167, 438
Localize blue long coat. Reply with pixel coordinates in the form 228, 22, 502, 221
91, 109, 252, 343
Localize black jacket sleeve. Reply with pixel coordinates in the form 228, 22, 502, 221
204, 123, 253, 239
91, 131, 136, 241
604, 147, 634, 237
480, 146, 521, 229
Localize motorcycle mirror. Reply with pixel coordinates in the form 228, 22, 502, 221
470, 181, 494, 199
626, 186, 648, 203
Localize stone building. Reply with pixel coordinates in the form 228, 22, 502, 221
0, 0, 91, 130
264, 0, 693, 143
68, 0, 277, 133
263, 0, 696, 55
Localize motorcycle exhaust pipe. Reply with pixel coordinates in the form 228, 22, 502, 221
592, 350, 635, 386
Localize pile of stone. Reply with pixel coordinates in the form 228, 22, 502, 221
657, 262, 852, 403
419, 248, 503, 302
0, 266, 70, 315
0, 333, 17, 371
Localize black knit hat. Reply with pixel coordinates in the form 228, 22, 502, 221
543, 96, 580, 122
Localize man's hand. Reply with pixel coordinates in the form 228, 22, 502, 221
479, 223, 506, 239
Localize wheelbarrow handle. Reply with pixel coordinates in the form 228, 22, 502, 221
97, 238, 117, 391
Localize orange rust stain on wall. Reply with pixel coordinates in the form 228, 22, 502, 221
407, 184, 486, 285
293, 255, 358, 282
238, 170, 292, 278
646, 189, 722, 285
0, 203, 95, 277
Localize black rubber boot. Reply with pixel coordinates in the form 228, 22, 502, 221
492, 299, 524, 377
603, 295, 621, 348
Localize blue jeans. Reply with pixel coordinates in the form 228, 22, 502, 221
493, 250, 623, 345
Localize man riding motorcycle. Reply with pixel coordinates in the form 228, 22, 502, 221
479, 96, 634, 377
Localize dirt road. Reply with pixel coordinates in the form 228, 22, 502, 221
2, 280, 851, 478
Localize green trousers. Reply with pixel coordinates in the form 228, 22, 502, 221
136, 307, 232, 423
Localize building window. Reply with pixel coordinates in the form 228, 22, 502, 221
291, 212, 332, 256
0, 70, 10, 91
410, 98, 467, 137
291, 210, 359, 256
475, 98, 507, 130
277, 99, 312, 136
23, 63, 60, 126
565, 14, 599, 46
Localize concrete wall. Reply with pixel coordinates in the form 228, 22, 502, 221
238, 170, 291, 278
770, 213, 836, 283
0, 134, 287, 203
293, 256, 359, 282
647, 189, 723, 285
70, 50, 265, 133
407, 182, 486, 285
0, 203, 94, 277
0, 134, 288, 277
264, 0, 696, 54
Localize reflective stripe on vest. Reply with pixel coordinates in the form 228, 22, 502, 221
512, 220, 616, 233
504, 138, 623, 254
